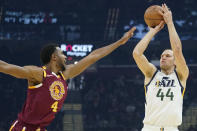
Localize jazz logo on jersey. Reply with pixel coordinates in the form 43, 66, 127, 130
155, 77, 175, 88
49, 81, 65, 100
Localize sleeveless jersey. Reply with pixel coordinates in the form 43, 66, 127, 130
18, 67, 67, 127
143, 69, 186, 127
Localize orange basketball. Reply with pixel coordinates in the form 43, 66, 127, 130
144, 5, 164, 27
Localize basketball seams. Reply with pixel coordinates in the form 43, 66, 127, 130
144, 5, 164, 27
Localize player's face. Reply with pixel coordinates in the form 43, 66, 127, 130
55, 47, 67, 71
160, 50, 175, 70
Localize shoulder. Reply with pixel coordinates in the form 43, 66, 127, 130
24, 65, 44, 75
144, 68, 158, 85
144, 64, 157, 78
62, 64, 75, 81
24, 65, 44, 84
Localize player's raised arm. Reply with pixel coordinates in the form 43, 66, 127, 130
63, 27, 136, 79
0, 60, 43, 82
133, 21, 164, 77
160, 4, 189, 81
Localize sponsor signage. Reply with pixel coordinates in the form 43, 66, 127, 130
61, 44, 94, 57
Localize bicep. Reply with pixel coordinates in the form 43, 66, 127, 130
2, 64, 30, 79
133, 53, 156, 77
2, 64, 43, 82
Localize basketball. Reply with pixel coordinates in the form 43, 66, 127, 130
144, 5, 164, 27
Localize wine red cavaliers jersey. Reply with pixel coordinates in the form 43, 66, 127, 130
17, 67, 68, 127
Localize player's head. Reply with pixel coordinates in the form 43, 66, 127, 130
160, 49, 175, 71
40, 44, 67, 71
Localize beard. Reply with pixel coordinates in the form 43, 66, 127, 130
160, 64, 175, 72
160, 64, 169, 70
57, 61, 66, 71
60, 63, 66, 71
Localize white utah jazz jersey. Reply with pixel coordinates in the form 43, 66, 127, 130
143, 69, 186, 127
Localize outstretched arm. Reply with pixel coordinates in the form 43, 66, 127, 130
133, 22, 164, 77
63, 27, 136, 79
0, 60, 43, 83
160, 4, 189, 80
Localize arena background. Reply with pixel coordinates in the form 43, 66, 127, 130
0, 0, 197, 131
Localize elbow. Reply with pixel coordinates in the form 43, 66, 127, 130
132, 50, 141, 58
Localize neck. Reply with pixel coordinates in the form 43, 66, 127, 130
45, 64, 59, 74
161, 67, 175, 75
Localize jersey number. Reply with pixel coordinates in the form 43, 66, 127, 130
156, 88, 174, 101
51, 101, 58, 112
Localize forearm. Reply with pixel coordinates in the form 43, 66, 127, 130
0, 60, 9, 73
167, 22, 182, 51
133, 31, 156, 55
64, 40, 124, 79
90, 39, 123, 60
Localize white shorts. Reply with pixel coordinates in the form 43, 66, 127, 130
142, 124, 179, 131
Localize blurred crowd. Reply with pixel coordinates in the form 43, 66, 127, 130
1, 0, 197, 41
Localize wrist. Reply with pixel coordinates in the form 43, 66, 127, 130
149, 29, 157, 36
167, 22, 174, 30
167, 21, 174, 26
118, 38, 127, 45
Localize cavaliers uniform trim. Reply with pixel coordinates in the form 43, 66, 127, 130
28, 66, 46, 89
60, 71, 66, 80
42, 66, 47, 69
22, 127, 26, 131
35, 128, 47, 131
42, 66, 47, 78
43, 70, 47, 78
28, 83, 43, 89
9, 120, 18, 131
16, 65, 67, 129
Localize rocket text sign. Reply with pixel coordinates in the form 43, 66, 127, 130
61, 44, 94, 57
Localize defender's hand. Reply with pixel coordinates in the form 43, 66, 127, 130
119, 27, 136, 45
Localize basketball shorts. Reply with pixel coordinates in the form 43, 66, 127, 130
142, 124, 179, 131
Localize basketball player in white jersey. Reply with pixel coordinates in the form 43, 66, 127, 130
132, 4, 189, 131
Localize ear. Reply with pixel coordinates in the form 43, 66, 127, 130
51, 53, 57, 61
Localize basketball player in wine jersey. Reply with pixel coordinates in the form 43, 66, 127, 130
133, 4, 189, 131
0, 27, 136, 131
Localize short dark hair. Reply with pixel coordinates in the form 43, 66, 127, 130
40, 44, 58, 65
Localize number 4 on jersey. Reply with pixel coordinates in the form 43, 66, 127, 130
51, 101, 58, 112
156, 88, 174, 101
